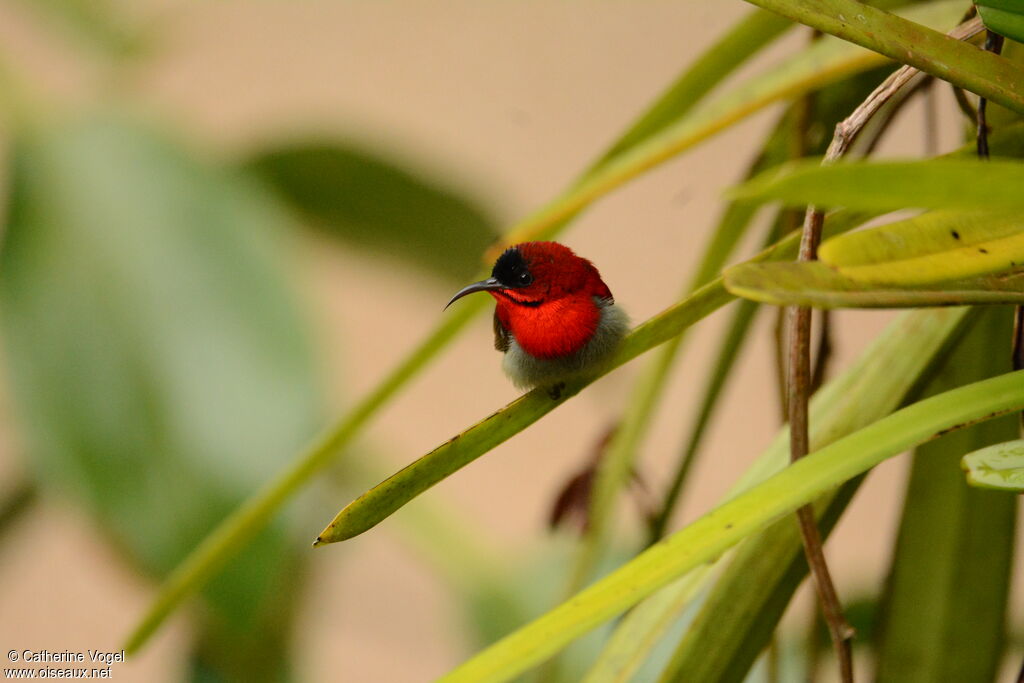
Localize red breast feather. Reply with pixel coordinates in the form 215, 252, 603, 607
491, 242, 628, 388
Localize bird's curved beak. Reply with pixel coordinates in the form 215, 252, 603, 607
445, 277, 504, 309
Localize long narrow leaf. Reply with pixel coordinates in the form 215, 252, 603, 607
725, 260, 1024, 308
742, 0, 1024, 113
731, 159, 1024, 212
820, 209, 1024, 278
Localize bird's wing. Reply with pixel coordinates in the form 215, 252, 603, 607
493, 310, 511, 352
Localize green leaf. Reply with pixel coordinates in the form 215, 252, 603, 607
820, 209, 1024, 281
877, 307, 1017, 682
742, 0, 1024, 113
730, 158, 1024, 212
962, 439, 1024, 490
724, 260, 1024, 308
243, 142, 499, 282
979, 4, 1024, 44
439, 367, 1024, 683
0, 114, 321, 677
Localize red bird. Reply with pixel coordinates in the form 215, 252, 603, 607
446, 241, 629, 390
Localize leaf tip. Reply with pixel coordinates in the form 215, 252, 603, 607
313, 508, 364, 546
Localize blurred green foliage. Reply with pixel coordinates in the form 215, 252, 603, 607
244, 143, 498, 283
1, 114, 321, 680
2, 2, 1024, 683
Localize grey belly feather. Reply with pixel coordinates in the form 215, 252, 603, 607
502, 300, 629, 389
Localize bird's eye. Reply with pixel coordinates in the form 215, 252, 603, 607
518, 271, 533, 286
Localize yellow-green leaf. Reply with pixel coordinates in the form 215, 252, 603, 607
724, 261, 1024, 308
962, 439, 1024, 491
820, 210, 1024, 283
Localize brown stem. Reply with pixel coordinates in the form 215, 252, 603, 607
785, 216, 854, 682
785, 17, 984, 683
809, 309, 833, 396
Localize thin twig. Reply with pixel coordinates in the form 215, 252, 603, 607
786, 17, 985, 683
809, 310, 833, 396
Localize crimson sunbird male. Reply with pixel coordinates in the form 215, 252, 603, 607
445, 241, 629, 390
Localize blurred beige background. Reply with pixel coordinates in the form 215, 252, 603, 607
0, 2, 1015, 681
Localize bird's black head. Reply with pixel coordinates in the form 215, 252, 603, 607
492, 246, 534, 288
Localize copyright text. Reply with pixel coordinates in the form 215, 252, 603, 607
4, 650, 124, 679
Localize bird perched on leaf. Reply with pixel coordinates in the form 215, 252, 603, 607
445, 241, 629, 392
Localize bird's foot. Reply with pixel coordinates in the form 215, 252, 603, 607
547, 382, 565, 401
